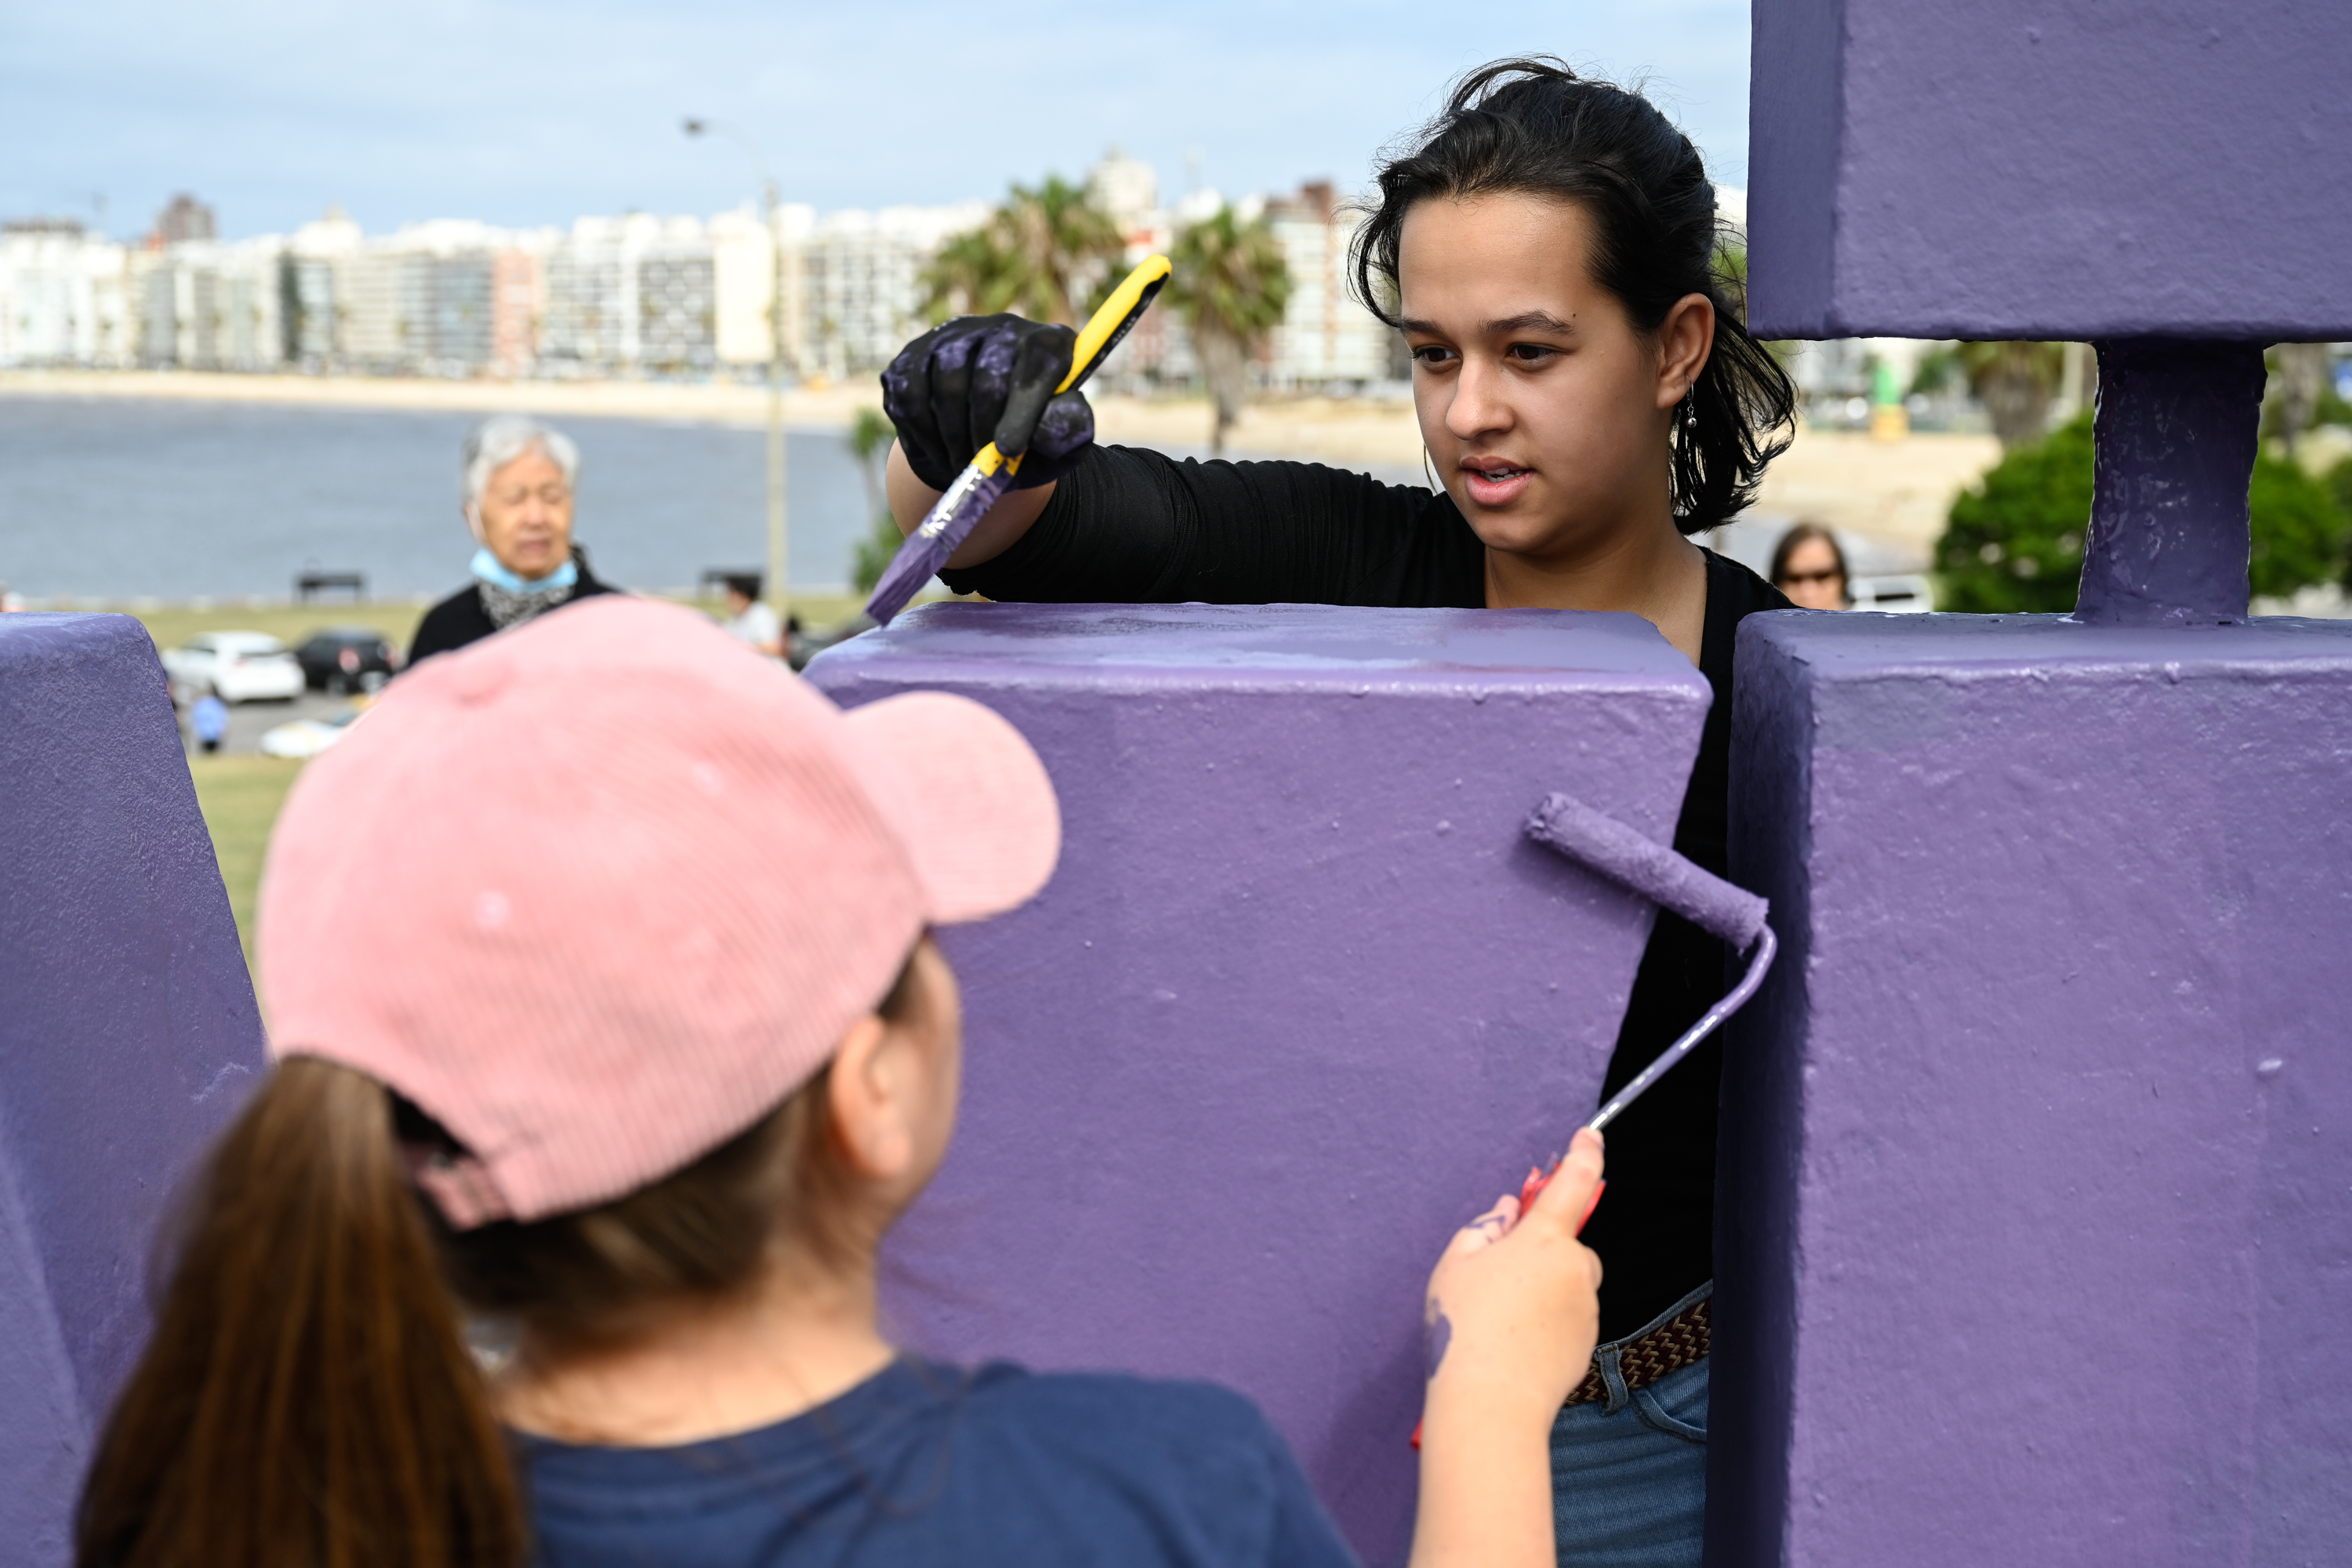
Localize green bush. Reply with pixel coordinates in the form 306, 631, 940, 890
2328, 456, 2352, 571
1936, 416, 2352, 611
2247, 454, 2349, 598
852, 511, 906, 595
1936, 416, 2093, 612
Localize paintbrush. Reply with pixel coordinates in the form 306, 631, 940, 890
866, 254, 1174, 625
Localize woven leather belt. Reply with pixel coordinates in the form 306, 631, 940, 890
1563, 1295, 1710, 1406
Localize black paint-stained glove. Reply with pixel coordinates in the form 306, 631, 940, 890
882, 314, 1094, 492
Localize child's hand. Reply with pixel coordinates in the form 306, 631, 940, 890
1421, 1127, 1605, 1430
1407, 1129, 1605, 1568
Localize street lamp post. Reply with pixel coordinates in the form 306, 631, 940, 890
684, 118, 789, 633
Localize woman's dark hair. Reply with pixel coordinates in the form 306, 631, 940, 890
1770, 521, 1849, 590
1354, 57, 1796, 533
77, 949, 925, 1568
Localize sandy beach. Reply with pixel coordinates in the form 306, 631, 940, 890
1, 368, 1998, 567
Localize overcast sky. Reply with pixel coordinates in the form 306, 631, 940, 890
4, 0, 1751, 241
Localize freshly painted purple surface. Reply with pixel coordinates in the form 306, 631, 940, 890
811, 601, 1710, 1563
1715, 611, 2352, 1566
0, 614, 267, 1564
1748, 0, 2352, 339
2077, 339, 2266, 625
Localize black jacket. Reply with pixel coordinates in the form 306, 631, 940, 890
408, 550, 619, 667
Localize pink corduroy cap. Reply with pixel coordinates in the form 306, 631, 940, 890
259, 595, 1059, 1228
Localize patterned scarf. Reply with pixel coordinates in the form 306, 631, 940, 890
477, 578, 576, 630
473, 546, 580, 630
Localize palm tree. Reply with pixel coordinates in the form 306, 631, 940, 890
846, 407, 902, 593
1956, 341, 2066, 449
919, 176, 1125, 328
1169, 206, 1293, 456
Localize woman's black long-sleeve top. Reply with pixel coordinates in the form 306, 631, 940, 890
941, 444, 1790, 1344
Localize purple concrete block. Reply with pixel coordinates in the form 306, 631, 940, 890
1748, 0, 2352, 339
0, 614, 267, 1563
1716, 611, 2352, 1567
810, 602, 1710, 1563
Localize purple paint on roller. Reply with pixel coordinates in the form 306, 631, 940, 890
1524, 791, 1768, 948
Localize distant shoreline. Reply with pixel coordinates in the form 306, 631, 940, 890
0, 368, 881, 430
0, 368, 2003, 559
0, 367, 1425, 461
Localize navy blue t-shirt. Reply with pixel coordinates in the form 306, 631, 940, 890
521, 1357, 1363, 1568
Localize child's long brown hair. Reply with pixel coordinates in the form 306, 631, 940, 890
77, 1038, 860, 1567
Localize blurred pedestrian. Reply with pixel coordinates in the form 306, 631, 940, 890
717, 572, 785, 659
408, 416, 619, 666
1771, 521, 1850, 609
191, 691, 229, 755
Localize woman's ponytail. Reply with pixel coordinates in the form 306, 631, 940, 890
77, 1057, 524, 1568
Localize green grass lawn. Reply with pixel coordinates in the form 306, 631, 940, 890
127, 601, 430, 656
115, 593, 873, 663
187, 754, 307, 978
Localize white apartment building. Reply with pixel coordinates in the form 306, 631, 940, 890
129, 236, 289, 370
0, 223, 134, 366
1263, 182, 1396, 390
0, 170, 1411, 388
797, 202, 989, 379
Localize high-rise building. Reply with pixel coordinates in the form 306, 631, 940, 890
128, 237, 287, 370
1262, 180, 1393, 390
637, 234, 717, 372
0, 220, 134, 366
797, 202, 989, 379
153, 194, 217, 245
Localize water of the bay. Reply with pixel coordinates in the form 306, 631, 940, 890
0, 394, 884, 603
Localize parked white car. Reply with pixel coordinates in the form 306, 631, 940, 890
259, 706, 364, 759
160, 631, 307, 702
1849, 574, 1936, 612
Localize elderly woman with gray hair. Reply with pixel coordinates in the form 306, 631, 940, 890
408, 416, 620, 665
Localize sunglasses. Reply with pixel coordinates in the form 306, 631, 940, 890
1779, 568, 1845, 586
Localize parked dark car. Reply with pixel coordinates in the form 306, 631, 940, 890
294, 628, 401, 694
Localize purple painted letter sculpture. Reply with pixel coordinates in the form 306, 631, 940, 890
1728, 2, 2352, 1562
811, 602, 1710, 1562
0, 614, 267, 1564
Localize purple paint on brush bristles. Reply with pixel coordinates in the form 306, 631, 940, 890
1524, 791, 1768, 948
866, 466, 1012, 623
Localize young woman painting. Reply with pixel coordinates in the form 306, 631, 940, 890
880, 58, 1797, 1564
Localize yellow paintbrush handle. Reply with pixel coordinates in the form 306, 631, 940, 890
1004, 254, 1172, 476
1060, 253, 1172, 394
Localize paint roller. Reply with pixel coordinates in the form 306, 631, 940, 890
1514, 790, 1777, 1213
866, 254, 1174, 625
1409, 793, 1777, 1450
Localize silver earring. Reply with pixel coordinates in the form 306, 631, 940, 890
1682, 388, 1698, 431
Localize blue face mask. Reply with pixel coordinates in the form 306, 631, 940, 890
472, 547, 578, 594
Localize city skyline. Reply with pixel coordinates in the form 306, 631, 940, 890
3, 0, 1752, 243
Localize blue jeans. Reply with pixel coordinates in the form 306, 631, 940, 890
1548, 1282, 1710, 1567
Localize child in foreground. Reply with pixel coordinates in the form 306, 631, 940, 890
77, 595, 1605, 1568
